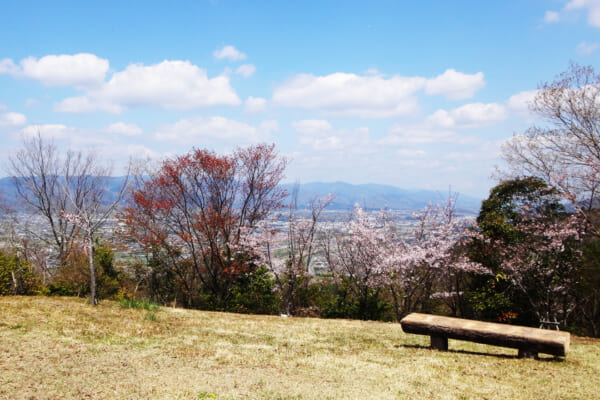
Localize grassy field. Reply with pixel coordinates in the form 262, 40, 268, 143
1, 297, 599, 400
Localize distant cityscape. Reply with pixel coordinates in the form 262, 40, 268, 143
0, 207, 476, 277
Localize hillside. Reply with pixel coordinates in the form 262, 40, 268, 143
1, 296, 598, 399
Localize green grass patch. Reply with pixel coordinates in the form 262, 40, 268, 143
119, 297, 160, 311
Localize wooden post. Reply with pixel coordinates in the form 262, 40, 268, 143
518, 349, 538, 359
431, 336, 448, 351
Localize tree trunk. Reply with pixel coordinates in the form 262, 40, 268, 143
88, 234, 97, 306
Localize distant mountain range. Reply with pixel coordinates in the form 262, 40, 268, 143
0, 177, 483, 215
280, 182, 482, 214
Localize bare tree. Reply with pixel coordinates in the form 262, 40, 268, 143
7, 133, 129, 305
501, 63, 600, 233
8, 134, 86, 267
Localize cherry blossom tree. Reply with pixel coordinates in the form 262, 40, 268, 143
499, 212, 583, 326
321, 194, 487, 321
472, 177, 587, 327
502, 63, 600, 234
410, 195, 489, 317
322, 205, 407, 320
239, 188, 334, 315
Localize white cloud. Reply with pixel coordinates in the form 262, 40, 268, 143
272, 69, 485, 118
292, 119, 333, 135
380, 126, 460, 145
576, 41, 599, 55
292, 119, 372, 152
424, 69, 485, 100
380, 102, 504, 146
244, 96, 268, 113
22, 54, 109, 87
55, 60, 241, 113
213, 45, 247, 61
55, 95, 122, 113
507, 90, 538, 114
154, 116, 267, 144
104, 144, 161, 160
544, 10, 561, 23
235, 64, 256, 77
273, 72, 425, 118
548, 0, 600, 28
566, 0, 600, 27
0, 112, 27, 129
20, 124, 72, 140
0, 54, 109, 88
105, 122, 143, 136
426, 103, 507, 129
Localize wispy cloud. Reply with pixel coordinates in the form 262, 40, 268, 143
154, 116, 273, 145
544, 0, 600, 28
566, 0, 600, 27
105, 122, 143, 136
292, 119, 373, 153
543, 10, 561, 23
213, 45, 247, 61
244, 96, 267, 113
235, 64, 256, 77
576, 41, 599, 55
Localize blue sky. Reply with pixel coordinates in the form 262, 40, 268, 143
1, 0, 599, 197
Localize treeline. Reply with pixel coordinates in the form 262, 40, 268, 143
1, 63, 600, 337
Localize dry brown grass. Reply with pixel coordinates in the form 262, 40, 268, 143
1, 296, 599, 399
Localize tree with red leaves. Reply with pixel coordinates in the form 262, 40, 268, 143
121, 143, 287, 308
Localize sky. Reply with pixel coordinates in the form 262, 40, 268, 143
0, 0, 599, 198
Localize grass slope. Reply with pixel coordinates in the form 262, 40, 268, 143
1, 297, 598, 399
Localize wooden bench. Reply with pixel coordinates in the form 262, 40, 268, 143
400, 313, 570, 358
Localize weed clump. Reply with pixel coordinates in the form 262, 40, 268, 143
119, 297, 160, 311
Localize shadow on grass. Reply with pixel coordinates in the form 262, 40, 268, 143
395, 344, 566, 362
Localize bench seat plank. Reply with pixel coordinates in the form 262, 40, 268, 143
400, 313, 570, 357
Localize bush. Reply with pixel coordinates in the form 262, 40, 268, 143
48, 241, 127, 300
0, 249, 42, 295
228, 265, 280, 315
309, 278, 393, 321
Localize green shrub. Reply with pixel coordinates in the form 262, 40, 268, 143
48, 241, 127, 300
228, 265, 280, 315
0, 249, 42, 296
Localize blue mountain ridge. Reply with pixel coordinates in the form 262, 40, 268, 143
0, 177, 483, 214
280, 181, 482, 214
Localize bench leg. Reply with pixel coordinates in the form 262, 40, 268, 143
518, 348, 538, 359
430, 335, 448, 351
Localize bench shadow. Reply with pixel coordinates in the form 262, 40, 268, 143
395, 344, 565, 362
